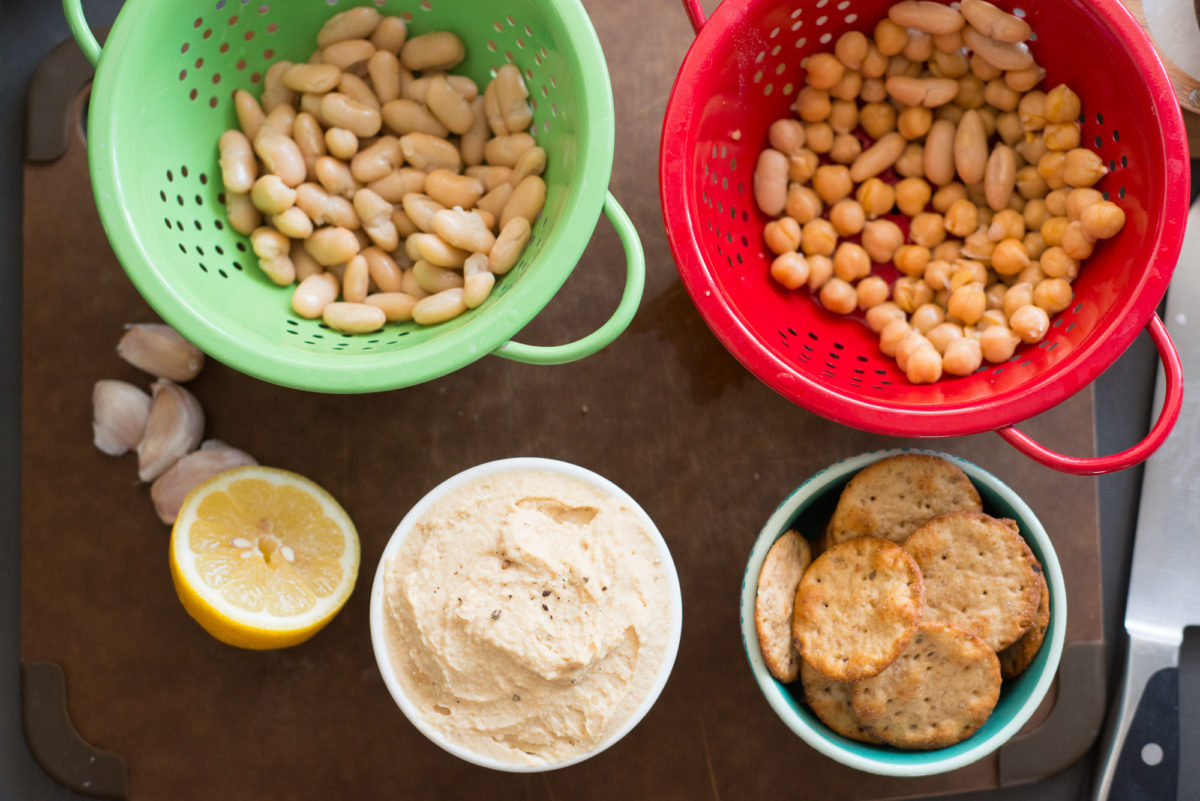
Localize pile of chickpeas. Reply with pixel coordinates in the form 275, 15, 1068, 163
217, 6, 545, 335
753, 0, 1126, 384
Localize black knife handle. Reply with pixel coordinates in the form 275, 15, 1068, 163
1109, 666, 1179, 801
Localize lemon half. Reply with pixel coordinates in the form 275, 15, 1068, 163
169, 465, 360, 650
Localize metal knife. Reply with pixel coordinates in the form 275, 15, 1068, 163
1093, 201, 1200, 800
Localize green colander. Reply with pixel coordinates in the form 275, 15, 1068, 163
64, 0, 643, 393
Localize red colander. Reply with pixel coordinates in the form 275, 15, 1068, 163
660, 0, 1189, 475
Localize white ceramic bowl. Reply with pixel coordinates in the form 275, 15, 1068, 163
370, 457, 683, 772
739, 448, 1067, 777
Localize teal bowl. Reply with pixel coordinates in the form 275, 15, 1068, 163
739, 449, 1067, 777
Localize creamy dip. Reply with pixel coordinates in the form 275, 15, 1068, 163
383, 468, 674, 766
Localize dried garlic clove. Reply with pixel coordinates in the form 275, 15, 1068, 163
92, 380, 152, 456
150, 444, 257, 524
137, 379, 205, 482
117, 323, 206, 382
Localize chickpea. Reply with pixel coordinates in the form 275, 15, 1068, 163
906, 344, 944, 384
788, 148, 820, 183
983, 79, 1021, 112
1023, 198, 1050, 231
970, 53, 1004, 82
932, 29, 964, 53
929, 48, 970, 79
895, 143, 926, 178
829, 99, 859, 134
909, 212, 946, 248
895, 244, 932, 277
991, 238, 1031, 276
1015, 133, 1047, 165
860, 102, 897, 139
786, 184, 823, 223
926, 321, 964, 354
886, 177, 928, 218
1041, 214, 1070, 245
829, 133, 864, 165
1018, 90, 1047, 132
1044, 84, 1082, 124
924, 259, 954, 291
944, 198, 979, 237
862, 218, 905, 263
1066, 187, 1104, 221
898, 105, 933, 140
903, 30, 933, 63
942, 337, 983, 375
801, 218, 838, 257
813, 164, 853, 205
874, 18, 909, 56
1040, 246, 1079, 280
1081, 200, 1126, 240
988, 208, 1026, 241
980, 324, 1021, 362
967, 181, 989, 209
1043, 121, 1081, 152
1062, 220, 1095, 260
768, 118, 807, 154
931, 182, 968, 213
895, 329, 932, 372
794, 86, 832, 122
955, 74, 986, 109
805, 122, 835, 154
1016, 261, 1047, 286
1037, 151, 1067, 190
1023, 231, 1047, 260
880, 318, 913, 356
834, 241, 872, 281
860, 43, 889, 79
830, 70, 864, 102
866, 300, 906, 332
893, 276, 934, 312
770, 252, 810, 290
764, 217, 802, 254
1002, 282, 1035, 318
985, 282, 1007, 310
857, 177, 896, 219
829, 198, 866, 236
835, 30, 870, 69
1015, 167, 1049, 204
932, 240, 963, 263
1063, 148, 1108, 187
962, 229, 995, 261
995, 111, 1024, 147
935, 103, 965, 125
1010, 304, 1050, 343
1032, 278, 1073, 314
1044, 188, 1070, 217
807, 253, 834, 291
951, 259, 990, 289
819, 277, 859, 315
910, 302, 945, 334
860, 76, 888, 102
806, 52, 845, 90
857, 275, 891, 310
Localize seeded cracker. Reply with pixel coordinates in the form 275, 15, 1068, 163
903, 511, 1041, 652
755, 530, 813, 682
999, 569, 1050, 678
851, 621, 1002, 749
800, 660, 878, 743
827, 454, 982, 546
793, 536, 924, 682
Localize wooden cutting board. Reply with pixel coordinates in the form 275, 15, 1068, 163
21, 1, 1106, 798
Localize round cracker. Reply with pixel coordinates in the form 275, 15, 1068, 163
851, 621, 1002, 749
999, 567, 1050, 678
800, 660, 878, 743
755, 530, 813, 682
828, 454, 983, 546
903, 511, 1042, 652
793, 536, 925, 682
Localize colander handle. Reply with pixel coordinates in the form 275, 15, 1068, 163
62, 0, 102, 67
680, 0, 708, 32
995, 314, 1183, 475
493, 191, 645, 366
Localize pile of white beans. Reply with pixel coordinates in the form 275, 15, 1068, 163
753, 0, 1126, 384
217, 6, 545, 334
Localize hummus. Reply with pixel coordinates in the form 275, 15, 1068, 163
383, 468, 675, 766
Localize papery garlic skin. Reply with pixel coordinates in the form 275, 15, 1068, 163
137, 379, 205, 482
92, 380, 152, 456
117, 324, 205, 382
151, 444, 257, 524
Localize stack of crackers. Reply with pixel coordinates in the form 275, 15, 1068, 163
754, 453, 1050, 750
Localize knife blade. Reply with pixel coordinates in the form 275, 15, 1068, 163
1093, 200, 1200, 800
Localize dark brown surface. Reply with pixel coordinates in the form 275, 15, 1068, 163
21, 2, 1105, 799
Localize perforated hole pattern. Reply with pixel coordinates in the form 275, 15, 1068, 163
691, 0, 1139, 401
158, 0, 564, 351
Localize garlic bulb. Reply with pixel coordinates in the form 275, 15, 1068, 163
117, 323, 205, 382
92, 380, 152, 456
150, 444, 257, 524
137, 379, 205, 482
